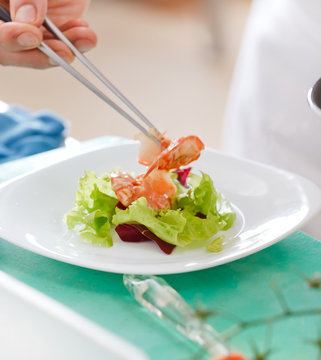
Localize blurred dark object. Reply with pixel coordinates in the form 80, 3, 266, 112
0, 101, 66, 164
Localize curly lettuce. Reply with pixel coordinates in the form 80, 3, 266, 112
113, 172, 235, 248
65, 170, 236, 251
64, 171, 118, 246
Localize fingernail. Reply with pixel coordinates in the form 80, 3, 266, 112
17, 33, 39, 47
78, 46, 92, 53
75, 41, 94, 54
15, 4, 36, 23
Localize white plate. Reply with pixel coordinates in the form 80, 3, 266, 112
0, 271, 148, 360
0, 142, 320, 275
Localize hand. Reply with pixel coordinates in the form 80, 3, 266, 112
0, 0, 97, 68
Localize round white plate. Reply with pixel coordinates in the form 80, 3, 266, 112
0, 142, 320, 274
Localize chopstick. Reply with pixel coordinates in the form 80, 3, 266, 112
0, 6, 161, 144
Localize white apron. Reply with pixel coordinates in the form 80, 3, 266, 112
222, 0, 321, 239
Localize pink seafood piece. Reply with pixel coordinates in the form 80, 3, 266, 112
111, 169, 177, 210
135, 131, 171, 167
145, 135, 204, 176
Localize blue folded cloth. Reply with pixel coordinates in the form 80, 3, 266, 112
0, 104, 65, 164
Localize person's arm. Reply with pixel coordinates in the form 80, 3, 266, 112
0, 0, 97, 68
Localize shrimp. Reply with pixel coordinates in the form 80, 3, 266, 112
145, 135, 204, 176
111, 169, 177, 210
135, 131, 171, 166
137, 169, 177, 210
111, 172, 136, 207
112, 135, 203, 209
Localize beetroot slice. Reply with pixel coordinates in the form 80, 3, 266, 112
196, 212, 206, 219
139, 226, 176, 255
173, 167, 192, 187
115, 223, 176, 255
115, 223, 149, 242
116, 201, 127, 210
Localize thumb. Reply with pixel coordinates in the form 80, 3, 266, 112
10, 0, 48, 26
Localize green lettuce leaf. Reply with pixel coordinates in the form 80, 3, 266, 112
175, 173, 217, 213
178, 211, 226, 243
65, 169, 236, 252
207, 235, 224, 252
112, 172, 236, 248
174, 172, 236, 246
112, 197, 188, 246
64, 171, 118, 246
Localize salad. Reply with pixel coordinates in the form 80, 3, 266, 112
64, 133, 236, 254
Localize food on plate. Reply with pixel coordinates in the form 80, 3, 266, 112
64, 133, 236, 254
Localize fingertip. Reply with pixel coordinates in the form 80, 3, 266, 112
17, 32, 41, 48
65, 27, 97, 53
74, 39, 96, 54
76, 45, 93, 54
14, 4, 37, 23
11, 1, 47, 26
0, 22, 42, 51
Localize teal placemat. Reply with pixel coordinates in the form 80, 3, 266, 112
0, 137, 320, 360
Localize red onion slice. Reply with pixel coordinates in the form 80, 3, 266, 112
173, 167, 191, 187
